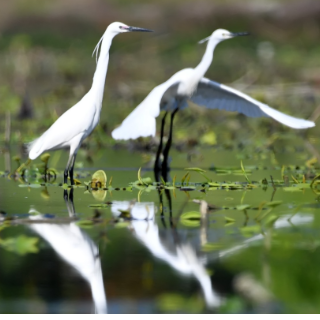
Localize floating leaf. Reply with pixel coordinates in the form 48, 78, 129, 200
283, 187, 305, 192
180, 211, 201, 220
180, 219, 200, 227
208, 182, 220, 187
0, 235, 39, 255
28, 184, 42, 188
184, 168, 206, 173
89, 204, 109, 208
265, 201, 282, 207
225, 217, 235, 223
236, 204, 251, 211
91, 170, 107, 188
180, 211, 201, 227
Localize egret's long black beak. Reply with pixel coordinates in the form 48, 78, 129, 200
128, 26, 153, 32
231, 32, 250, 37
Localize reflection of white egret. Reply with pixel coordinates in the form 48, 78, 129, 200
219, 214, 314, 258
28, 205, 107, 314
28, 22, 152, 185
111, 201, 221, 308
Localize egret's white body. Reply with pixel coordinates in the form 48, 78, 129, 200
28, 22, 152, 184
111, 201, 221, 308
112, 29, 315, 142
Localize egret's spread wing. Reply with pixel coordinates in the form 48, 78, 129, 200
191, 78, 315, 129
111, 85, 162, 140
112, 69, 193, 140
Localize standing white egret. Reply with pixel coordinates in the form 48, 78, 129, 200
112, 29, 315, 177
28, 22, 152, 185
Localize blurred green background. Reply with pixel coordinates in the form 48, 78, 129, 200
1, 0, 320, 155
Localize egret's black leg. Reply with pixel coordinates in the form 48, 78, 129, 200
154, 112, 168, 182
161, 107, 179, 180
64, 154, 74, 184
69, 153, 77, 186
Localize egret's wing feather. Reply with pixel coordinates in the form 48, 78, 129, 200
28, 95, 95, 159
111, 86, 161, 140
191, 78, 315, 129
112, 69, 193, 140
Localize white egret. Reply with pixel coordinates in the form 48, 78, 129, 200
28, 22, 152, 185
112, 29, 315, 175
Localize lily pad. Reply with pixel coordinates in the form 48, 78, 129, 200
0, 235, 39, 255
91, 170, 107, 188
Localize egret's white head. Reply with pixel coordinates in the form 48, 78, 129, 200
199, 29, 249, 44
107, 21, 153, 35
92, 22, 152, 62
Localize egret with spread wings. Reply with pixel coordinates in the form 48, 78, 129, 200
112, 29, 315, 178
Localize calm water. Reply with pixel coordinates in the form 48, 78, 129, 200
1, 144, 320, 313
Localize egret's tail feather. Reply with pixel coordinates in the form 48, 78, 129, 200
112, 115, 156, 140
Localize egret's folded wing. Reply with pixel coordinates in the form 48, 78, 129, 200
190, 78, 315, 129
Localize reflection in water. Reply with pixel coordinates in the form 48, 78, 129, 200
111, 200, 221, 309
219, 213, 314, 258
28, 189, 107, 314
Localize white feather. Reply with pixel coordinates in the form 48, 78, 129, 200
111, 69, 192, 140
191, 78, 315, 129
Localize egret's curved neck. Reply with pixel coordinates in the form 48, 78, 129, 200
194, 39, 220, 81
90, 30, 115, 107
